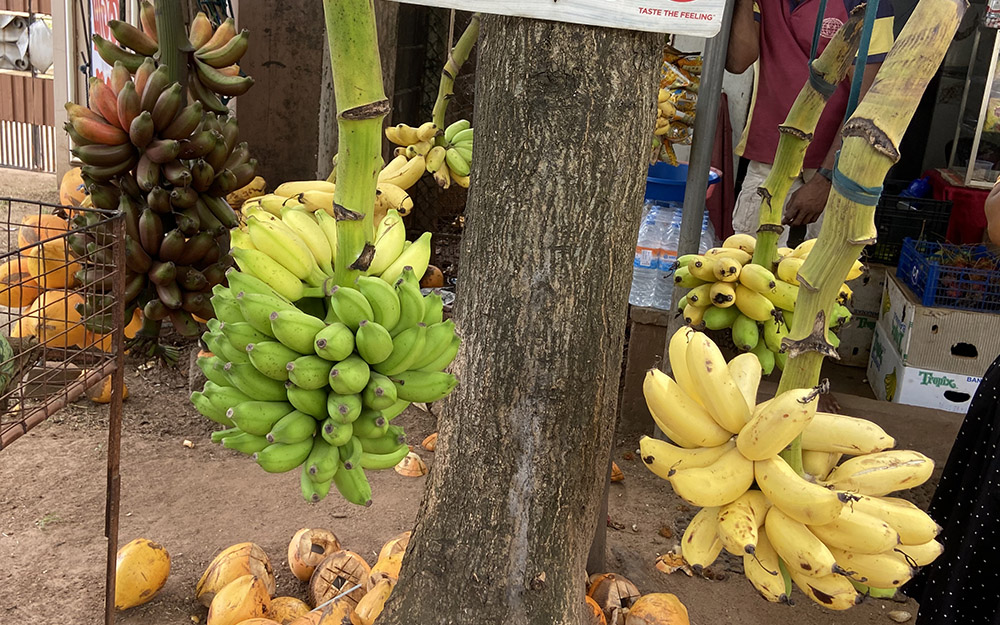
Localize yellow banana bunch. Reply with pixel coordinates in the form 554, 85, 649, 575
639, 328, 940, 609
381, 118, 474, 191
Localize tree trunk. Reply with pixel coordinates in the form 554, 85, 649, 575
379, 15, 660, 625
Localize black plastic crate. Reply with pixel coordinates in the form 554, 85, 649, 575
866, 180, 952, 265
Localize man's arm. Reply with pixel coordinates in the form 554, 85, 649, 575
782, 62, 881, 227
727, 0, 760, 74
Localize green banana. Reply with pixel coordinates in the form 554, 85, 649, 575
222, 362, 290, 401
410, 320, 457, 371
351, 409, 388, 439
191, 391, 234, 426
210, 427, 241, 444
390, 370, 458, 403
373, 324, 427, 376
367, 209, 405, 277
226, 400, 294, 436
328, 285, 374, 331
355, 319, 394, 365
356, 275, 401, 332
360, 444, 410, 470
253, 438, 313, 474
422, 293, 444, 325
246, 340, 299, 381
219, 321, 269, 351
211, 287, 245, 324
222, 431, 270, 455
287, 355, 335, 391
269, 308, 327, 354
300, 465, 333, 503
417, 335, 460, 373
363, 373, 398, 411
285, 383, 329, 420
226, 268, 291, 304
763, 318, 789, 353
327, 392, 362, 425
391, 267, 425, 336
380, 233, 432, 287
304, 436, 340, 483
197, 354, 229, 387
236, 290, 296, 336
443, 119, 470, 143
203, 331, 249, 366
232, 248, 306, 302
381, 399, 410, 421
703, 305, 741, 330
321, 418, 354, 447
329, 355, 372, 395
359, 426, 408, 454
732, 314, 760, 352
267, 410, 318, 444
338, 436, 364, 470
331, 462, 372, 506
314, 322, 356, 362
751, 339, 776, 375
202, 380, 253, 413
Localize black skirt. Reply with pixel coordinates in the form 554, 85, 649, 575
909, 355, 1000, 625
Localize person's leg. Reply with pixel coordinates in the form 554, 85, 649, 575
732, 161, 770, 237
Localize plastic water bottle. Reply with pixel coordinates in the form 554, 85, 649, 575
700, 212, 718, 253
653, 206, 682, 309
629, 203, 668, 308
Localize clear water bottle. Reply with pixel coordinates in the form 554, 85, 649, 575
629, 202, 668, 308
700, 212, 718, 253
653, 205, 682, 310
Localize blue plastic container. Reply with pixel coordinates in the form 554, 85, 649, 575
645, 161, 721, 204
896, 237, 1000, 312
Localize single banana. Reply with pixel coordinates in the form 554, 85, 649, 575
375, 182, 414, 216
754, 455, 847, 525
368, 209, 406, 277
357, 276, 402, 332
669, 446, 754, 507
231, 248, 306, 302
790, 238, 817, 258
666, 327, 707, 407
893, 539, 944, 566
280, 207, 334, 275
808, 505, 899, 555
287, 355, 336, 391
776, 256, 805, 285
713, 256, 742, 282
680, 506, 724, 571
800, 412, 896, 455
801, 450, 841, 480
743, 531, 790, 603
685, 332, 751, 433
717, 490, 772, 556
269, 309, 327, 355
642, 369, 733, 448
765, 506, 843, 578
737, 385, 821, 461
702, 305, 741, 330
826, 450, 935, 497
687, 255, 718, 282
727, 352, 762, 409
723, 233, 756, 255
787, 568, 860, 610
710, 281, 736, 308
850, 495, 940, 546
826, 546, 914, 588
637, 437, 735, 480
731, 314, 760, 352
253, 438, 314, 473
379, 232, 432, 286
246, 218, 326, 286
734, 284, 777, 323
379, 155, 426, 190
274, 179, 336, 198
738, 263, 778, 293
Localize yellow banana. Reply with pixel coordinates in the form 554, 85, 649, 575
379, 154, 425, 190
706, 247, 752, 264
433, 161, 452, 189
313, 209, 339, 266
776, 256, 805, 285
790, 238, 817, 258
391, 123, 422, 145
452, 172, 470, 188
378, 154, 410, 180
738, 263, 778, 293
777, 246, 794, 258
246, 217, 326, 286
838, 282, 853, 303
425, 146, 447, 173
717, 490, 771, 556
743, 531, 790, 603
685, 332, 751, 433
727, 352, 762, 409
761, 279, 799, 311
734, 284, 776, 322
713, 256, 742, 282
297, 190, 336, 214
765, 506, 842, 578
376, 182, 414, 215
667, 326, 707, 407
368, 209, 406, 276
669, 446, 754, 507
800, 412, 895, 455
682, 302, 708, 327
709, 281, 736, 307
405, 140, 433, 158
687, 255, 719, 282
638, 437, 735, 480
415, 121, 438, 142
850, 495, 940, 545
808, 505, 900, 554
722, 233, 756, 255
680, 506, 724, 570
755, 455, 847, 525
686, 283, 713, 307
846, 258, 865, 281
801, 450, 841, 480
893, 539, 943, 566
824, 450, 934, 496
280, 207, 334, 275
737, 385, 820, 461
826, 546, 914, 588
274, 179, 336, 197
788, 569, 860, 610
642, 369, 732, 447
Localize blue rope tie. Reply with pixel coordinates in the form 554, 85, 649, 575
808, 0, 831, 62
845, 0, 881, 122
808, 66, 838, 98
831, 152, 882, 206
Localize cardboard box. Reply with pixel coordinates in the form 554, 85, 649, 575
849, 263, 889, 320
877, 273, 1000, 377
836, 314, 878, 368
868, 325, 981, 414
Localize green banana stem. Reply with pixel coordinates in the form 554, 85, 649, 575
776, 0, 965, 475
323, 0, 391, 287
154, 0, 189, 93
431, 14, 481, 131
749, 7, 865, 271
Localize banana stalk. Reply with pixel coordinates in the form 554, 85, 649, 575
323, 0, 391, 287
154, 0, 189, 92
430, 14, 481, 130
777, 0, 965, 475
749, 7, 866, 270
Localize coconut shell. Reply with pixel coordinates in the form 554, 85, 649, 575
86, 373, 129, 404
288, 528, 342, 582
196, 542, 276, 607
309, 550, 371, 609
114, 538, 171, 610
588, 573, 641, 622
625, 593, 690, 625
611, 461, 625, 483
586, 595, 608, 625
394, 452, 427, 477
286, 600, 352, 625
419, 265, 444, 288
421, 432, 438, 451
206, 574, 271, 625
377, 531, 411, 562
267, 596, 311, 624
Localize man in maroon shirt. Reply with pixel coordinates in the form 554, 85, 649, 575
727, 0, 894, 245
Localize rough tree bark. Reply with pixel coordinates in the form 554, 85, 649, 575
379, 14, 660, 625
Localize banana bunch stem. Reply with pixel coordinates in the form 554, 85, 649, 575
749, 8, 865, 270
322, 0, 391, 287
777, 0, 965, 474
154, 0, 189, 91
430, 14, 481, 130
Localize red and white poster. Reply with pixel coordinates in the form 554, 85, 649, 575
388, 0, 725, 37
90, 0, 120, 82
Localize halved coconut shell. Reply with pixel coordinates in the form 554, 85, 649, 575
267, 596, 311, 624
394, 452, 428, 477
625, 593, 690, 625
588, 573, 641, 623
308, 550, 371, 609
421, 432, 438, 452
196, 542, 276, 608
286, 600, 352, 625
586, 595, 608, 625
288, 528, 341, 582
377, 531, 411, 562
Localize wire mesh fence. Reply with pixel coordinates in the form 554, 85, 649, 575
0, 197, 126, 450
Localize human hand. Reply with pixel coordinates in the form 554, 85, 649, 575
782, 175, 831, 227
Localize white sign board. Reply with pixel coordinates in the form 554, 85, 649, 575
388, 0, 725, 38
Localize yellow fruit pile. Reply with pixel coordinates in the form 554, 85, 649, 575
654, 44, 701, 166
640, 328, 941, 609
674, 234, 863, 374
586, 572, 690, 625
